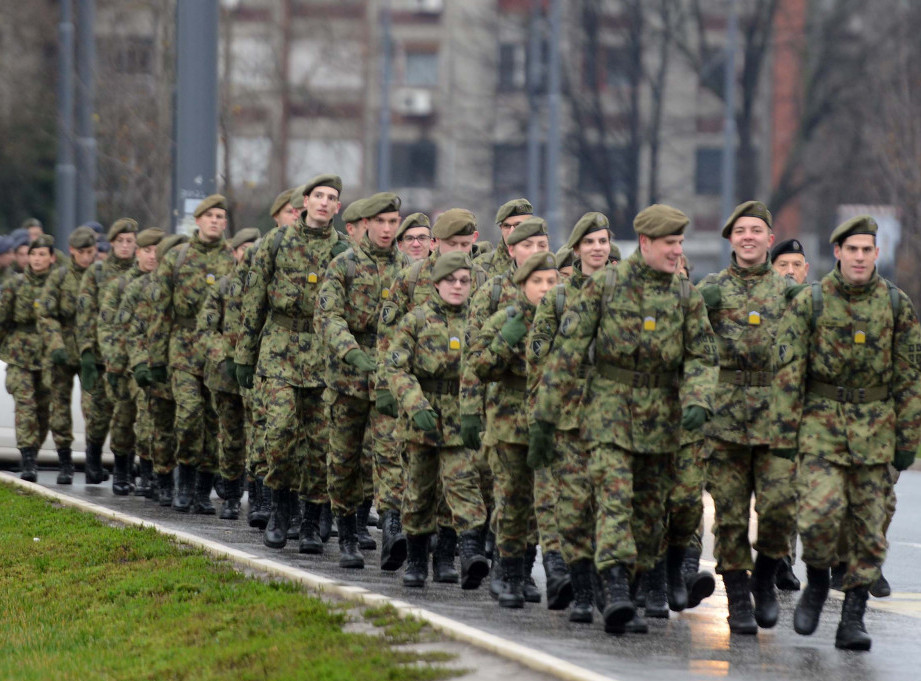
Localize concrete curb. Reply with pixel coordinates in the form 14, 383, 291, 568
1, 472, 619, 681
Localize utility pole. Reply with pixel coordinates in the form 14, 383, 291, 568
75, 0, 97, 226
720, 0, 738, 264
544, 0, 562, 246
526, 0, 541, 212
55, 0, 76, 247
377, 0, 393, 191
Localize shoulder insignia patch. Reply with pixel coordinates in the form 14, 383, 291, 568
559, 311, 579, 337
381, 303, 398, 327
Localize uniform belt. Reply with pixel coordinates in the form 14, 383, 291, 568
719, 369, 774, 387
576, 363, 591, 379
806, 379, 889, 404
174, 315, 196, 330
15, 322, 36, 332
353, 331, 377, 348
418, 378, 459, 395
270, 311, 313, 333
596, 364, 677, 389
499, 374, 527, 392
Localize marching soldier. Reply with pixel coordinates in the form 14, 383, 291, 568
472, 198, 532, 278
395, 213, 433, 262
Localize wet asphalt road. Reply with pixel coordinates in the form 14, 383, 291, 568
13, 466, 921, 681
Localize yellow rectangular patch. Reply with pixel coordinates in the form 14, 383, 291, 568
449, 337, 461, 350
643, 316, 656, 331
382, 288, 390, 299
854, 330, 866, 344
307, 273, 318, 284
748, 311, 761, 326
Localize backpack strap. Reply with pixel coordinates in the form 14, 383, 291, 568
172, 243, 192, 288
345, 254, 357, 290
678, 276, 690, 313
554, 284, 566, 321
93, 261, 104, 286
601, 267, 618, 307
488, 278, 503, 315
406, 259, 426, 300
413, 306, 425, 327
810, 281, 823, 331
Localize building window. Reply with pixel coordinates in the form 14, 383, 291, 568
228, 136, 271, 187
498, 43, 525, 91
105, 36, 154, 74
578, 146, 631, 195
695, 147, 723, 196
493, 143, 544, 197
391, 140, 436, 188
405, 51, 438, 87
604, 46, 632, 89
288, 139, 362, 188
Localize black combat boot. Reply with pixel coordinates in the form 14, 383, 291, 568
432, 526, 459, 583
379, 509, 407, 571
484, 527, 496, 561
682, 547, 715, 609
498, 556, 525, 609
830, 561, 846, 590
488, 557, 505, 599
84, 440, 108, 484
568, 559, 594, 624
403, 534, 430, 588
287, 498, 302, 541
751, 553, 780, 628
112, 453, 132, 496
157, 471, 174, 507
219, 476, 242, 520
318, 501, 333, 542
794, 565, 830, 635
665, 545, 689, 611
336, 514, 365, 569
458, 527, 489, 590
835, 586, 872, 651
248, 477, 270, 528
367, 505, 380, 528
298, 502, 323, 554
522, 545, 541, 604
723, 570, 758, 635
356, 498, 377, 551
56, 448, 74, 485
173, 463, 195, 512
869, 571, 891, 598
633, 572, 647, 608
192, 470, 216, 515
601, 564, 635, 635
263, 488, 291, 548
19, 448, 38, 482
644, 560, 669, 619
775, 555, 801, 591
624, 575, 649, 634
135, 458, 154, 498
543, 550, 573, 610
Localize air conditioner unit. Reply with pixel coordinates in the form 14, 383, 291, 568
405, 0, 443, 13
393, 88, 433, 116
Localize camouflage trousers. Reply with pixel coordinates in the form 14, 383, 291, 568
147, 386, 177, 474
834, 466, 898, 562
371, 412, 406, 515
326, 392, 385, 517
171, 369, 219, 472
45, 362, 76, 449
104, 375, 137, 456
706, 439, 796, 573
534, 465, 562, 554
552, 428, 595, 564
590, 445, 671, 576
489, 441, 537, 558
666, 439, 706, 551
134, 380, 152, 461
82, 369, 115, 447
798, 455, 891, 590
473, 442, 495, 516
5, 365, 50, 449
247, 376, 269, 478
213, 389, 246, 482
402, 443, 487, 535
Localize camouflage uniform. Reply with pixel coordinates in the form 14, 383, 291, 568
473, 239, 512, 279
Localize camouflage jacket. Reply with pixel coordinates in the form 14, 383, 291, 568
38, 259, 90, 366
222, 257, 251, 370
466, 290, 536, 446
315, 235, 409, 399
699, 257, 788, 445
533, 249, 719, 454
383, 294, 468, 447
76, 256, 135, 359
198, 273, 238, 395
236, 220, 344, 387
770, 267, 921, 466
473, 240, 512, 279
147, 232, 234, 375
109, 273, 152, 375
98, 263, 145, 375
0, 268, 51, 370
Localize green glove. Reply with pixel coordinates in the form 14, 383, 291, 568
80, 351, 98, 392
132, 363, 153, 388
460, 414, 482, 451
412, 409, 439, 432
375, 389, 398, 417
223, 358, 236, 380
784, 282, 809, 300
235, 363, 255, 389
772, 448, 797, 461
150, 366, 168, 384
894, 448, 915, 472
499, 312, 528, 347
680, 405, 708, 431
527, 420, 556, 469
344, 348, 376, 373
50, 349, 69, 366
699, 285, 721, 309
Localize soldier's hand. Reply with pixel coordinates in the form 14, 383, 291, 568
784, 282, 808, 300
412, 409, 439, 432
132, 363, 153, 388
235, 363, 255, 389
527, 420, 556, 469
499, 312, 528, 347
460, 414, 482, 450
894, 448, 915, 471
222, 358, 236, 380
50, 349, 69, 366
375, 389, 398, 417
150, 366, 168, 384
680, 405, 708, 431
771, 448, 797, 461
80, 350, 98, 391
344, 348, 376, 373
699, 285, 721, 309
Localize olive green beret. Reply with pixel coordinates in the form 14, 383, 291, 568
136, 228, 166, 248
302, 173, 343, 198
21, 217, 42, 230
28, 234, 56, 252
830, 215, 878, 245
507, 216, 549, 246
230, 227, 261, 250
156, 233, 188, 260
397, 212, 431, 240
472, 240, 493, 258
555, 246, 574, 269
566, 211, 610, 249
512, 251, 558, 285
432, 251, 473, 283
633, 204, 689, 238
495, 198, 533, 225
433, 208, 477, 239
341, 199, 366, 224
107, 217, 139, 241
721, 200, 773, 238
193, 194, 228, 218
269, 188, 295, 218
610, 242, 622, 261
359, 192, 401, 219
68, 226, 97, 249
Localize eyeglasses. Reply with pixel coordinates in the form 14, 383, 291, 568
401, 235, 432, 244
442, 275, 472, 286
